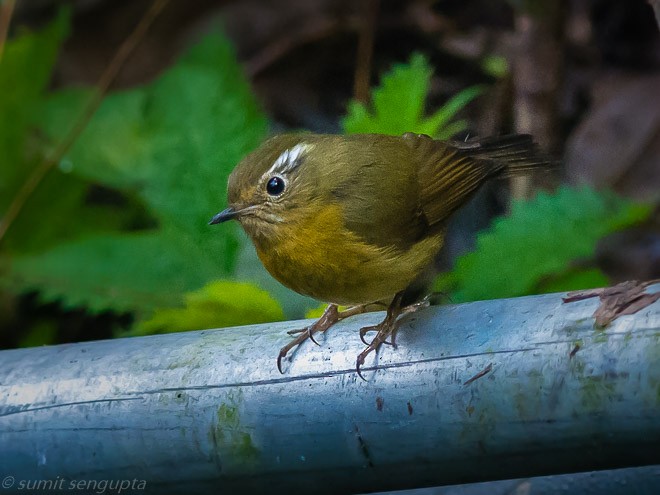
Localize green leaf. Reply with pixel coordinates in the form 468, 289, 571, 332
536, 268, 610, 295
4, 232, 218, 312
423, 85, 484, 139
347, 53, 431, 135
0, 9, 104, 254
438, 187, 653, 303
2, 31, 268, 314
18, 320, 59, 348
0, 11, 142, 255
130, 281, 284, 336
341, 53, 482, 138
0, 8, 69, 181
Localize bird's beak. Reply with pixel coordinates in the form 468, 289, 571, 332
209, 207, 238, 225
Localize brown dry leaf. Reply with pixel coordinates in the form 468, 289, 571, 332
563, 280, 660, 327
562, 286, 608, 303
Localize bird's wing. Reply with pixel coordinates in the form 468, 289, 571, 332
404, 133, 549, 228
328, 134, 429, 251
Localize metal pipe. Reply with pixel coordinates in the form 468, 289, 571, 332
1, 288, 659, 494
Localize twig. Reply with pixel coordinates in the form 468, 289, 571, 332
353, 0, 379, 103
0, 0, 16, 63
0, 0, 170, 243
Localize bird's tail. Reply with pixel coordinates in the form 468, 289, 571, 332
452, 134, 555, 175
409, 131, 556, 228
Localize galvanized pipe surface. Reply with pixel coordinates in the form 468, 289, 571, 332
0, 288, 659, 495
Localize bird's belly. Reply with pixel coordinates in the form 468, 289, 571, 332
254, 209, 442, 305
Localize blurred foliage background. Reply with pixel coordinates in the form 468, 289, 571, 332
0, 0, 659, 349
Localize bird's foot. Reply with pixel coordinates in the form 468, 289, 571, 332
356, 322, 398, 381
359, 324, 396, 346
401, 293, 433, 314
277, 303, 368, 373
357, 294, 431, 348
356, 293, 434, 379
356, 292, 408, 380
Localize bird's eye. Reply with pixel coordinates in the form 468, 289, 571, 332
266, 176, 286, 196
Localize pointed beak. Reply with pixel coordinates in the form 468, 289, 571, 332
209, 207, 238, 225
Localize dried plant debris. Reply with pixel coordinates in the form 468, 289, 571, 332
463, 362, 493, 386
563, 280, 660, 328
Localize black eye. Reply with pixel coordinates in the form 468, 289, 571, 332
266, 176, 285, 196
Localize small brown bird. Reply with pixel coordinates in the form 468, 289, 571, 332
210, 132, 550, 377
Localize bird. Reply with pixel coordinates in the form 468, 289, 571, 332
210, 132, 551, 378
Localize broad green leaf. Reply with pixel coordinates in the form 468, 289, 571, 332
341, 53, 482, 138
0, 11, 142, 254
2, 31, 268, 314
438, 187, 653, 303
131, 281, 284, 335
0, 8, 68, 184
4, 232, 220, 312
0, 9, 103, 253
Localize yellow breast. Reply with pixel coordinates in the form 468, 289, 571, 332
254, 204, 442, 305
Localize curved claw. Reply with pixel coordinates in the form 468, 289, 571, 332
360, 327, 394, 347
356, 354, 367, 381
308, 326, 320, 346
359, 326, 374, 345
277, 350, 286, 374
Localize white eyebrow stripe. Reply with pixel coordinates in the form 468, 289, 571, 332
266, 143, 313, 176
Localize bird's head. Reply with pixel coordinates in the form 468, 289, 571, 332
209, 134, 322, 246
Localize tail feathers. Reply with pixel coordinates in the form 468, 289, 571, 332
452, 134, 555, 175
413, 132, 555, 228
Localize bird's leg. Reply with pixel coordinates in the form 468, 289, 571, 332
277, 303, 369, 373
388, 294, 433, 347
356, 292, 406, 380
359, 293, 432, 347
